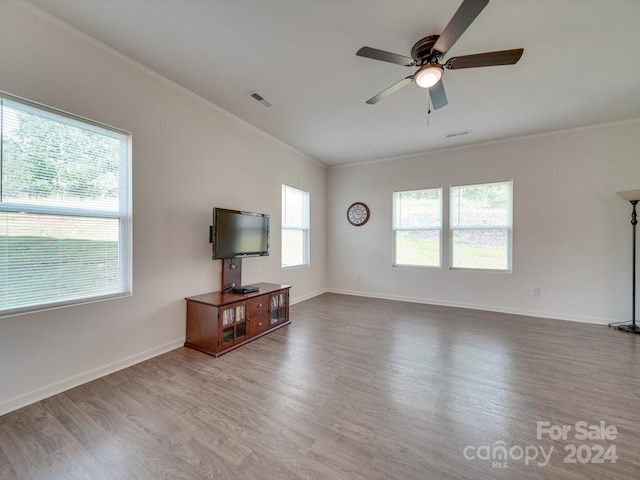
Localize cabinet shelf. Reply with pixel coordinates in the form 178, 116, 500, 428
185, 282, 291, 357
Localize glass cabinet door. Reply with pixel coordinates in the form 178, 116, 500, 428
235, 304, 247, 339
236, 321, 247, 339
277, 292, 287, 322
222, 325, 234, 344
269, 290, 288, 325
222, 307, 235, 326
221, 303, 247, 346
235, 304, 245, 323
270, 294, 278, 325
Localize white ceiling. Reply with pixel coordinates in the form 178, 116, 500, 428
25, 0, 640, 167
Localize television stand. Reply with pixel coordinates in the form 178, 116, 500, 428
185, 283, 291, 357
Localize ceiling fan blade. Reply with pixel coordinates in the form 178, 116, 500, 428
433, 0, 489, 55
446, 48, 524, 69
357, 46, 415, 67
429, 80, 448, 110
365, 76, 414, 105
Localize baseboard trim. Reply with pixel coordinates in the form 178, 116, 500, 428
290, 289, 328, 305
325, 288, 612, 326
0, 338, 184, 417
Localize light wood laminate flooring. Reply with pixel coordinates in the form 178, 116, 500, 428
1, 293, 639, 479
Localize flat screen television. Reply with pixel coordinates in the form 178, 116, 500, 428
211, 208, 269, 259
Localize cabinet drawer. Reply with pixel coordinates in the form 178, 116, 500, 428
247, 296, 268, 317
250, 313, 269, 337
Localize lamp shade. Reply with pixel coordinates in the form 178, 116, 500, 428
414, 63, 443, 89
617, 189, 640, 202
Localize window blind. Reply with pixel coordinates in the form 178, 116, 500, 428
0, 93, 132, 316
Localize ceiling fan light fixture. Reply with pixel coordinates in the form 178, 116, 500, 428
414, 63, 443, 88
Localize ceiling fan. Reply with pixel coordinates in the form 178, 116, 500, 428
356, 0, 523, 109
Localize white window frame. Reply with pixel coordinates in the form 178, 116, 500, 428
0, 92, 132, 317
393, 187, 443, 268
281, 184, 309, 268
449, 180, 513, 271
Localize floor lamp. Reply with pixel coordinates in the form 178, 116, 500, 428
617, 189, 640, 333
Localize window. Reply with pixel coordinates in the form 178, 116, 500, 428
0, 93, 132, 316
450, 181, 512, 270
393, 188, 442, 267
281, 184, 309, 267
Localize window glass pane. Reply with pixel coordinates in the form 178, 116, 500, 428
395, 189, 441, 228
395, 230, 440, 267
451, 229, 509, 270
450, 181, 512, 271
451, 182, 510, 227
0, 212, 122, 310
282, 229, 304, 267
393, 188, 442, 267
2, 102, 125, 212
281, 184, 309, 268
282, 185, 306, 228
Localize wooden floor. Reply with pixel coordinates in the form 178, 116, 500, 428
1, 293, 639, 479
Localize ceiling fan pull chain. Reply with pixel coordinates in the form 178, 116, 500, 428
426, 90, 431, 126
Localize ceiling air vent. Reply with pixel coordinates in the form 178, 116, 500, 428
248, 91, 272, 107
445, 130, 471, 138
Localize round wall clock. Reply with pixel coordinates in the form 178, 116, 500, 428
347, 202, 370, 226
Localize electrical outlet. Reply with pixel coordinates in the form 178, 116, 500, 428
356, 274, 361, 282
531, 287, 540, 297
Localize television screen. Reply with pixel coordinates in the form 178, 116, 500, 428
212, 208, 269, 259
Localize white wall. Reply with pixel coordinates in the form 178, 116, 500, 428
328, 121, 640, 324
0, 2, 326, 415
